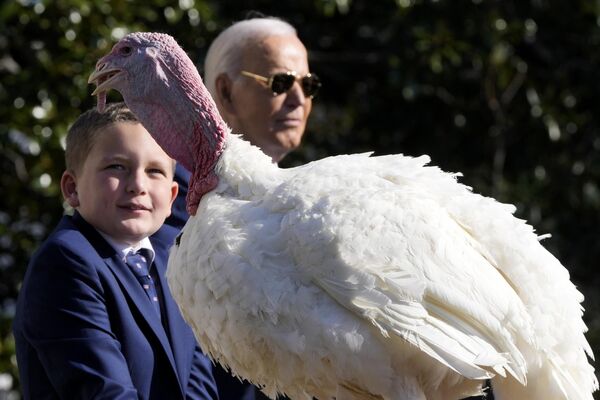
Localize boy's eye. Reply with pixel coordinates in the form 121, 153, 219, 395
148, 168, 166, 176
106, 164, 125, 170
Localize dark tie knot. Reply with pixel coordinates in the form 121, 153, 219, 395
126, 250, 152, 276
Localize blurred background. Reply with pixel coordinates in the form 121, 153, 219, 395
1, 0, 600, 398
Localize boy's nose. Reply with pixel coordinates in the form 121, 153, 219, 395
126, 170, 148, 194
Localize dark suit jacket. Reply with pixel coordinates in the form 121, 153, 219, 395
165, 163, 192, 230
13, 212, 219, 400
167, 164, 270, 400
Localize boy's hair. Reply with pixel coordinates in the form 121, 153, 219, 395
65, 102, 140, 173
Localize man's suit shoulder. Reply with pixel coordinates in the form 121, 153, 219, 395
151, 223, 180, 252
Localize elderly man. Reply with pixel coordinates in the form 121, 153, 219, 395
204, 16, 320, 163
163, 16, 319, 400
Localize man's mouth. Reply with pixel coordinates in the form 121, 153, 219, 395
275, 116, 302, 127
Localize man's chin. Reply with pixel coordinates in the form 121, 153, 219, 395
246, 128, 302, 162
270, 139, 299, 163
275, 129, 302, 149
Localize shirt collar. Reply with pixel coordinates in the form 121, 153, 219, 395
96, 230, 155, 264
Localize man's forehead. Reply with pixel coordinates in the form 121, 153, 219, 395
241, 35, 308, 69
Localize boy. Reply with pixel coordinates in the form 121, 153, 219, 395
13, 103, 218, 400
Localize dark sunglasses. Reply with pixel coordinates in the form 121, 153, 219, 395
240, 70, 322, 98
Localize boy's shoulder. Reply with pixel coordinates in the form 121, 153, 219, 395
36, 213, 105, 258
17, 213, 113, 313
28, 213, 124, 281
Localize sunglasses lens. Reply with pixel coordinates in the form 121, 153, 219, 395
267, 72, 322, 97
271, 74, 296, 94
302, 75, 322, 98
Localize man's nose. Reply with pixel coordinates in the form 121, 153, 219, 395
284, 81, 307, 107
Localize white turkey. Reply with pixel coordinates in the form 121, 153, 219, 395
88, 32, 598, 400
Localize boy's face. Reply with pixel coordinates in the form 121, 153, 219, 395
61, 122, 178, 245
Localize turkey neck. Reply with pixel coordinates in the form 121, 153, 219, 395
132, 49, 229, 217
182, 85, 229, 216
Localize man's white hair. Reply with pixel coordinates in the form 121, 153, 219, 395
203, 17, 297, 97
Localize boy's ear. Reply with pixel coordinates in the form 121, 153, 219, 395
169, 181, 179, 207
165, 181, 179, 217
60, 170, 80, 208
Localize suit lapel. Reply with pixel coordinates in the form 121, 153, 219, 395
151, 228, 196, 390
103, 255, 177, 352
71, 213, 182, 388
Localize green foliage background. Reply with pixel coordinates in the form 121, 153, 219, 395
1, 0, 599, 397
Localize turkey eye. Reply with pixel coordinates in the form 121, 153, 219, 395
120, 46, 132, 56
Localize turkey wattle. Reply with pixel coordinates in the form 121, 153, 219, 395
88, 32, 598, 400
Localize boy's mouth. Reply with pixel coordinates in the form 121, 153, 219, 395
119, 203, 150, 211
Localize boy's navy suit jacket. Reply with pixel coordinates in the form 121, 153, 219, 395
13, 211, 218, 400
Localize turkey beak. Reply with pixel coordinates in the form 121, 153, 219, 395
89, 61, 124, 112
88, 66, 123, 96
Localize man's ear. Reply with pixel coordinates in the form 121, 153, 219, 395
215, 73, 236, 115
60, 170, 80, 208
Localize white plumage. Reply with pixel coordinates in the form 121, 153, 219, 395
89, 32, 598, 400
168, 134, 596, 400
